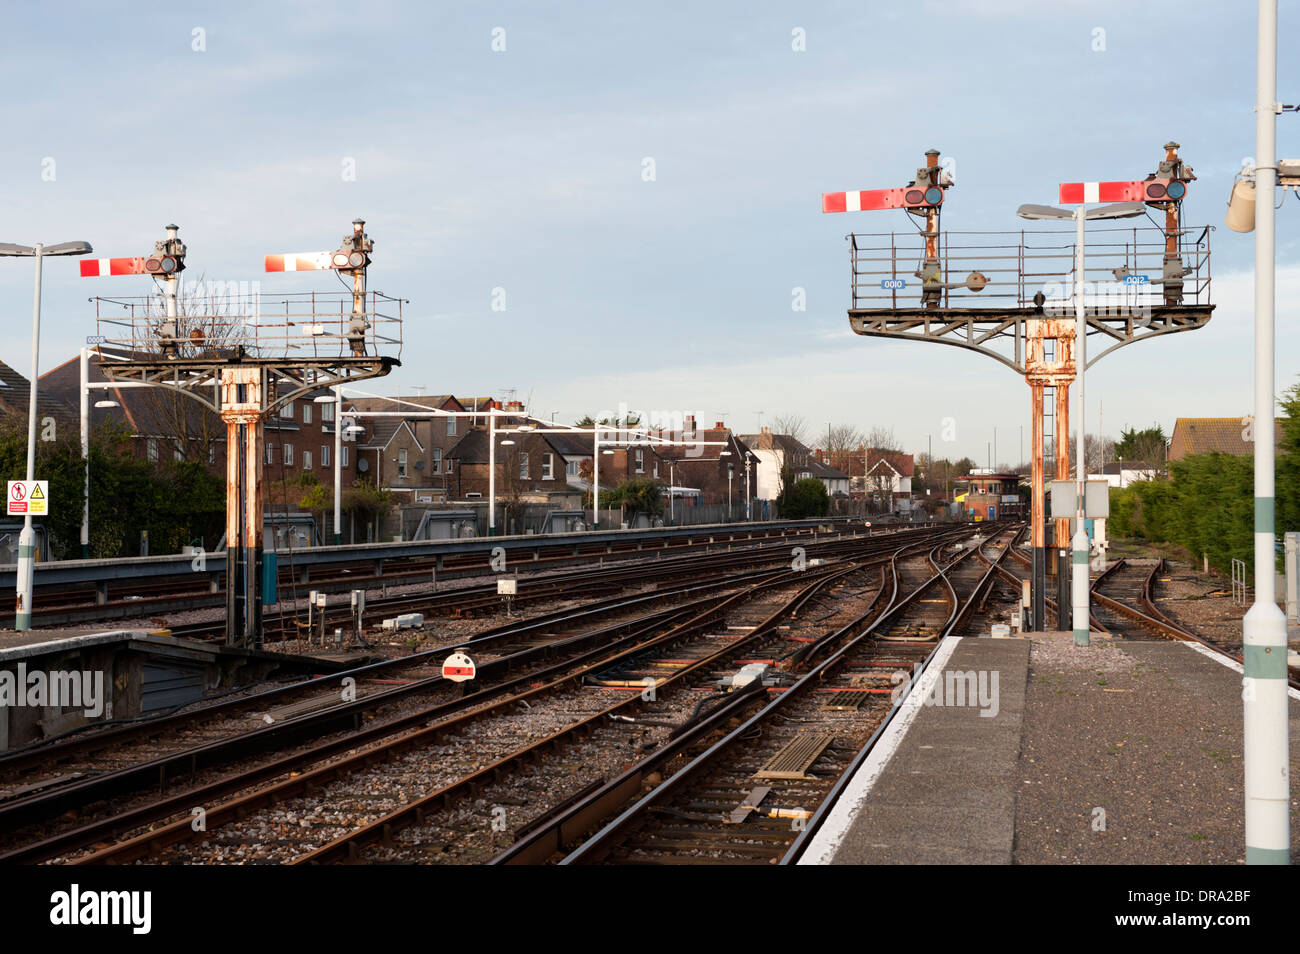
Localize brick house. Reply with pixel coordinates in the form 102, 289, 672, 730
444, 427, 577, 502
40, 355, 224, 470
646, 418, 754, 511
262, 388, 357, 498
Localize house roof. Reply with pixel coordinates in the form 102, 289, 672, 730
1169, 417, 1283, 460
803, 458, 850, 480
9, 357, 82, 426
358, 417, 424, 452
863, 451, 915, 478
39, 354, 215, 438
543, 431, 594, 457
1101, 460, 1155, 475
737, 431, 809, 460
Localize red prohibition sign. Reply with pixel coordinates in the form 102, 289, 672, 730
10, 483, 26, 501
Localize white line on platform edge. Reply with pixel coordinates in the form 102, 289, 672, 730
796, 634, 964, 865
1178, 639, 1300, 701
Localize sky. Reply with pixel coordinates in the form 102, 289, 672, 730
2, 0, 1299, 466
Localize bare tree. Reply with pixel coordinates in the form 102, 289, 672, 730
866, 425, 902, 453
771, 414, 807, 448
130, 274, 245, 465
1084, 432, 1116, 473
818, 423, 860, 478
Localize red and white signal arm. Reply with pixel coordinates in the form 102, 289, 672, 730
442, 651, 476, 683
1058, 178, 1186, 204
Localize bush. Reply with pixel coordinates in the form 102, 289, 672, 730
780, 478, 829, 519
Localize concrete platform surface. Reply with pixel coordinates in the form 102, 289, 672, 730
801, 633, 1299, 865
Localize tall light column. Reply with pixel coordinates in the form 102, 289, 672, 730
488, 409, 497, 535
1072, 207, 1091, 646
1242, 0, 1290, 865
333, 386, 342, 544
80, 348, 90, 559
15, 246, 46, 630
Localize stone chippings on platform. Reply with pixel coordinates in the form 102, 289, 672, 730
1013, 638, 1300, 864
824, 634, 1300, 865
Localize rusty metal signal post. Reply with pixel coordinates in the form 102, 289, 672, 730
86, 220, 405, 647
824, 144, 1211, 630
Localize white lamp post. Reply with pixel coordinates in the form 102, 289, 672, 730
1, 240, 93, 628
1241, 0, 1290, 865
1016, 200, 1143, 645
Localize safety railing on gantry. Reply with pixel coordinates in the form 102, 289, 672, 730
90, 290, 405, 364
847, 224, 1212, 313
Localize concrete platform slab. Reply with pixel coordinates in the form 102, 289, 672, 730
800, 632, 1300, 865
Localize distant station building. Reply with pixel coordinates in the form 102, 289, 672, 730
954, 470, 1024, 521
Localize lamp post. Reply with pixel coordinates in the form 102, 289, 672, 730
1241, 0, 1289, 865
744, 453, 754, 521
79, 352, 151, 559
1017, 200, 1144, 643
1, 240, 93, 629
314, 390, 345, 544
727, 462, 734, 521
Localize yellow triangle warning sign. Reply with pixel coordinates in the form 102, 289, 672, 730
29, 484, 44, 499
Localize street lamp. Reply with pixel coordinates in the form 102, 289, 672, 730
1018, 199, 1143, 645
727, 461, 735, 521
315, 391, 344, 544
1, 240, 93, 627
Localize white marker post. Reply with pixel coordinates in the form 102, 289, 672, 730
1242, 0, 1290, 865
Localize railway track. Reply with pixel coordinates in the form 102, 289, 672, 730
1092, 558, 1300, 690
490, 525, 1022, 865
60, 548, 909, 864
1, 526, 963, 864
0, 523, 857, 631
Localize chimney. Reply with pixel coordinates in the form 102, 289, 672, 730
713, 421, 725, 430
684, 414, 696, 436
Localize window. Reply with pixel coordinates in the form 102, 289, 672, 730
147, 438, 158, 462
634, 449, 644, 473
303, 450, 312, 470
398, 448, 408, 478
266, 444, 275, 465
445, 458, 454, 473
519, 452, 529, 479
446, 417, 456, 437
566, 460, 579, 478
542, 453, 554, 480
281, 401, 294, 420
173, 439, 184, 462
653, 463, 659, 478
284, 444, 294, 466
303, 403, 312, 425
321, 445, 330, 467
432, 448, 442, 474
322, 402, 335, 422
208, 444, 216, 465
341, 446, 349, 468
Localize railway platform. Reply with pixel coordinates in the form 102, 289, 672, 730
0, 627, 348, 752
800, 632, 1300, 865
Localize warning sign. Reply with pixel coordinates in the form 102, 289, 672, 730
441, 651, 476, 683
7, 481, 49, 516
